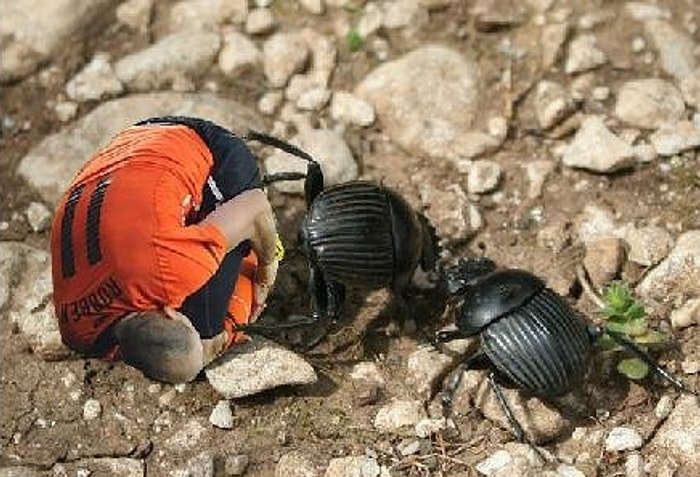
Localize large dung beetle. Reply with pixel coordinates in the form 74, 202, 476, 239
435, 257, 696, 443
243, 131, 440, 342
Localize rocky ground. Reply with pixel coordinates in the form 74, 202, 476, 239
2, 0, 700, 476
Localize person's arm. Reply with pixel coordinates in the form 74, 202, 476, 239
200, 188, 279, 316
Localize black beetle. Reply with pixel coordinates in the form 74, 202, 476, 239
435, 257, 696, 442
242, 131, 440, 342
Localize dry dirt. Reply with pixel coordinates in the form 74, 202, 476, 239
1, 1, 700, 477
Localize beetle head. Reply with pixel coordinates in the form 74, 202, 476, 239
444, 257, 497, 296
454, 267, 545, 336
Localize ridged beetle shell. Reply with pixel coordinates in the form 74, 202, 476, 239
457, 268, 592, 397
302, 180, 431, 290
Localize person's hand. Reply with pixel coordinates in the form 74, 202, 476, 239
251, 260, 278, 321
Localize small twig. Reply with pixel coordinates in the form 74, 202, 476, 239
576, 265, 606, 309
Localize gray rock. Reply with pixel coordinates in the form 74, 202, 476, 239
625, 453, 645, 477
264, 128, 357, 195
406, 339, 477, 398
330, 91, 376, 127
276, 451, 318, 477
263, 32, 310, 88
0, 0, 117, 82
416, 177, 482, 241
616, 224, 673, 267
561, 116, 636, 173
583, 237, 627, 288
644, 20, 698, 80
456, 370, 568, 443
168, 0, 249, 32
116, 0, 153, 33
218, 30, 261, 77
224, 454, 249, 476
655, 395, 675, 420
614, 79, 686, 129
324, 456, 380, 477
373, 399, 426, 433
114, 31, 221, 91
605, 427, 643, 452
0, 467, 41, 477
299, 0, 324, 15
650, 395, 700, 466
535, 80, 574, 130
476, 443, 544, 477
576, 204, 618, 245
565, 34, 607, 74
17, 93, 263, 205
66, 53, 124, 102
82, 399, 102, 420
209, 399, 235, 429
650, 121, 700, 156
466, 159, 503, 194
524, 160, 556, 199
670, 298, 700, 330
0, 242, 67, 359
54, 101, 79, 123
164, 419, 208, 451
637, 231, 700, 304
245, 7, 277, 35
205, 336, 317, 399
24, 201, 52, 233
680, 68, 700, 110
355, 45, 484, 160
624, 2, 671, 21
52, 458, 144, 477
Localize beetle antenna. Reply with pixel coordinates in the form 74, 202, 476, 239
602, 327, 696, 396
246, 130, 318, 164
262, 171, 307, 185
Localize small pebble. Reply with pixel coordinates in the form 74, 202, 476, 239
655, 395, 674, 419
605, 427, 643, 452
82, 399, 102, 420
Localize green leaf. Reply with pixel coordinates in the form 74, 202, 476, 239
617, 358, 650, 380
346, 29, 363, 52
635, 330, 668, 345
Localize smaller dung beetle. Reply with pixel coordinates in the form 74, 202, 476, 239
435, 257, 696, 442
243, 131, 440, 343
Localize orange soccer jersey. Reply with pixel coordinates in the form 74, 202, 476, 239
51, 123, 248, 357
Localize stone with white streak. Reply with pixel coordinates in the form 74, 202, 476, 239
205, 336, 317, 399
614, 79, 686, 129
561, 116, 636, 173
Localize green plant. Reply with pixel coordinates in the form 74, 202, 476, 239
597, 281, 668, 380
346, 28, 363, 52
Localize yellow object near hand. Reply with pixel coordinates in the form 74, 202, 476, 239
274, 234, 285, 261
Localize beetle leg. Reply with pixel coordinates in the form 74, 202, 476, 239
603, 328, 696, 395
441, 351, 486, 417
304, 161, 324, 206
487, 372, 526, 443
433, 329, 466, 344
325, 280, 346, 324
